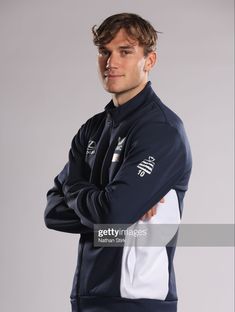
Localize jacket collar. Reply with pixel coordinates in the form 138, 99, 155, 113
104, 81, 154, 127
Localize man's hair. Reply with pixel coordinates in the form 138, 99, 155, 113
92, 13, 159, 56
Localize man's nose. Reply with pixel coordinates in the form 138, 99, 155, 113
106, 53, 118, 69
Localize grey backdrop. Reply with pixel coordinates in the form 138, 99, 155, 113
0, 0, 234, 311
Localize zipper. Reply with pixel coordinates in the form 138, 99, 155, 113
100, 119, 113, 186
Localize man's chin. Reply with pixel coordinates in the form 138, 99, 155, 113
103, 85, 122, 94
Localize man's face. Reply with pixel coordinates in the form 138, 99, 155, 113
97, 28, 154, 103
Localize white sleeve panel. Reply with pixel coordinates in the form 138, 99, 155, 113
120, 189, 180, 300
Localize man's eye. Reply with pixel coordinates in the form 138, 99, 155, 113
120, 50, 131, 56
99, 50, 109, 57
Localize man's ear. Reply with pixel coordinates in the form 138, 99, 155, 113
144, 51, 157, 72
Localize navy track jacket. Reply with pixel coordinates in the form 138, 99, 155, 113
44, 82, 192, 312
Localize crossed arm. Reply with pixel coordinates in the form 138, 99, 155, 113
44, 123, 185, 233
44, 163, 163, 233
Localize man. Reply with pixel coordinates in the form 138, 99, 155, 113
44, 13, 192, 312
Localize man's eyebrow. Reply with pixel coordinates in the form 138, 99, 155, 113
118, 45, 135, 49
98, 45, 135, 49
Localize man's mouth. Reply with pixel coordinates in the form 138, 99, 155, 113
104, 72, 124, 79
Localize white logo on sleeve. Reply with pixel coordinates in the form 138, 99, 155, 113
137, 156, 156, 177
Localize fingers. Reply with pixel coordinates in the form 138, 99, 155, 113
140, 207, 157, 221
160, 197, 165, 203
151, 206, 157, 216
140, 197, 165, 221
146, 210, 152, 219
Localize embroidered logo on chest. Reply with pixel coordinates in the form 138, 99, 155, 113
86, 140, 96, 155
137, 156, 156, 177
112, 137, 126, 162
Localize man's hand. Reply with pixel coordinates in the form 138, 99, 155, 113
140, 197, 165, 221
